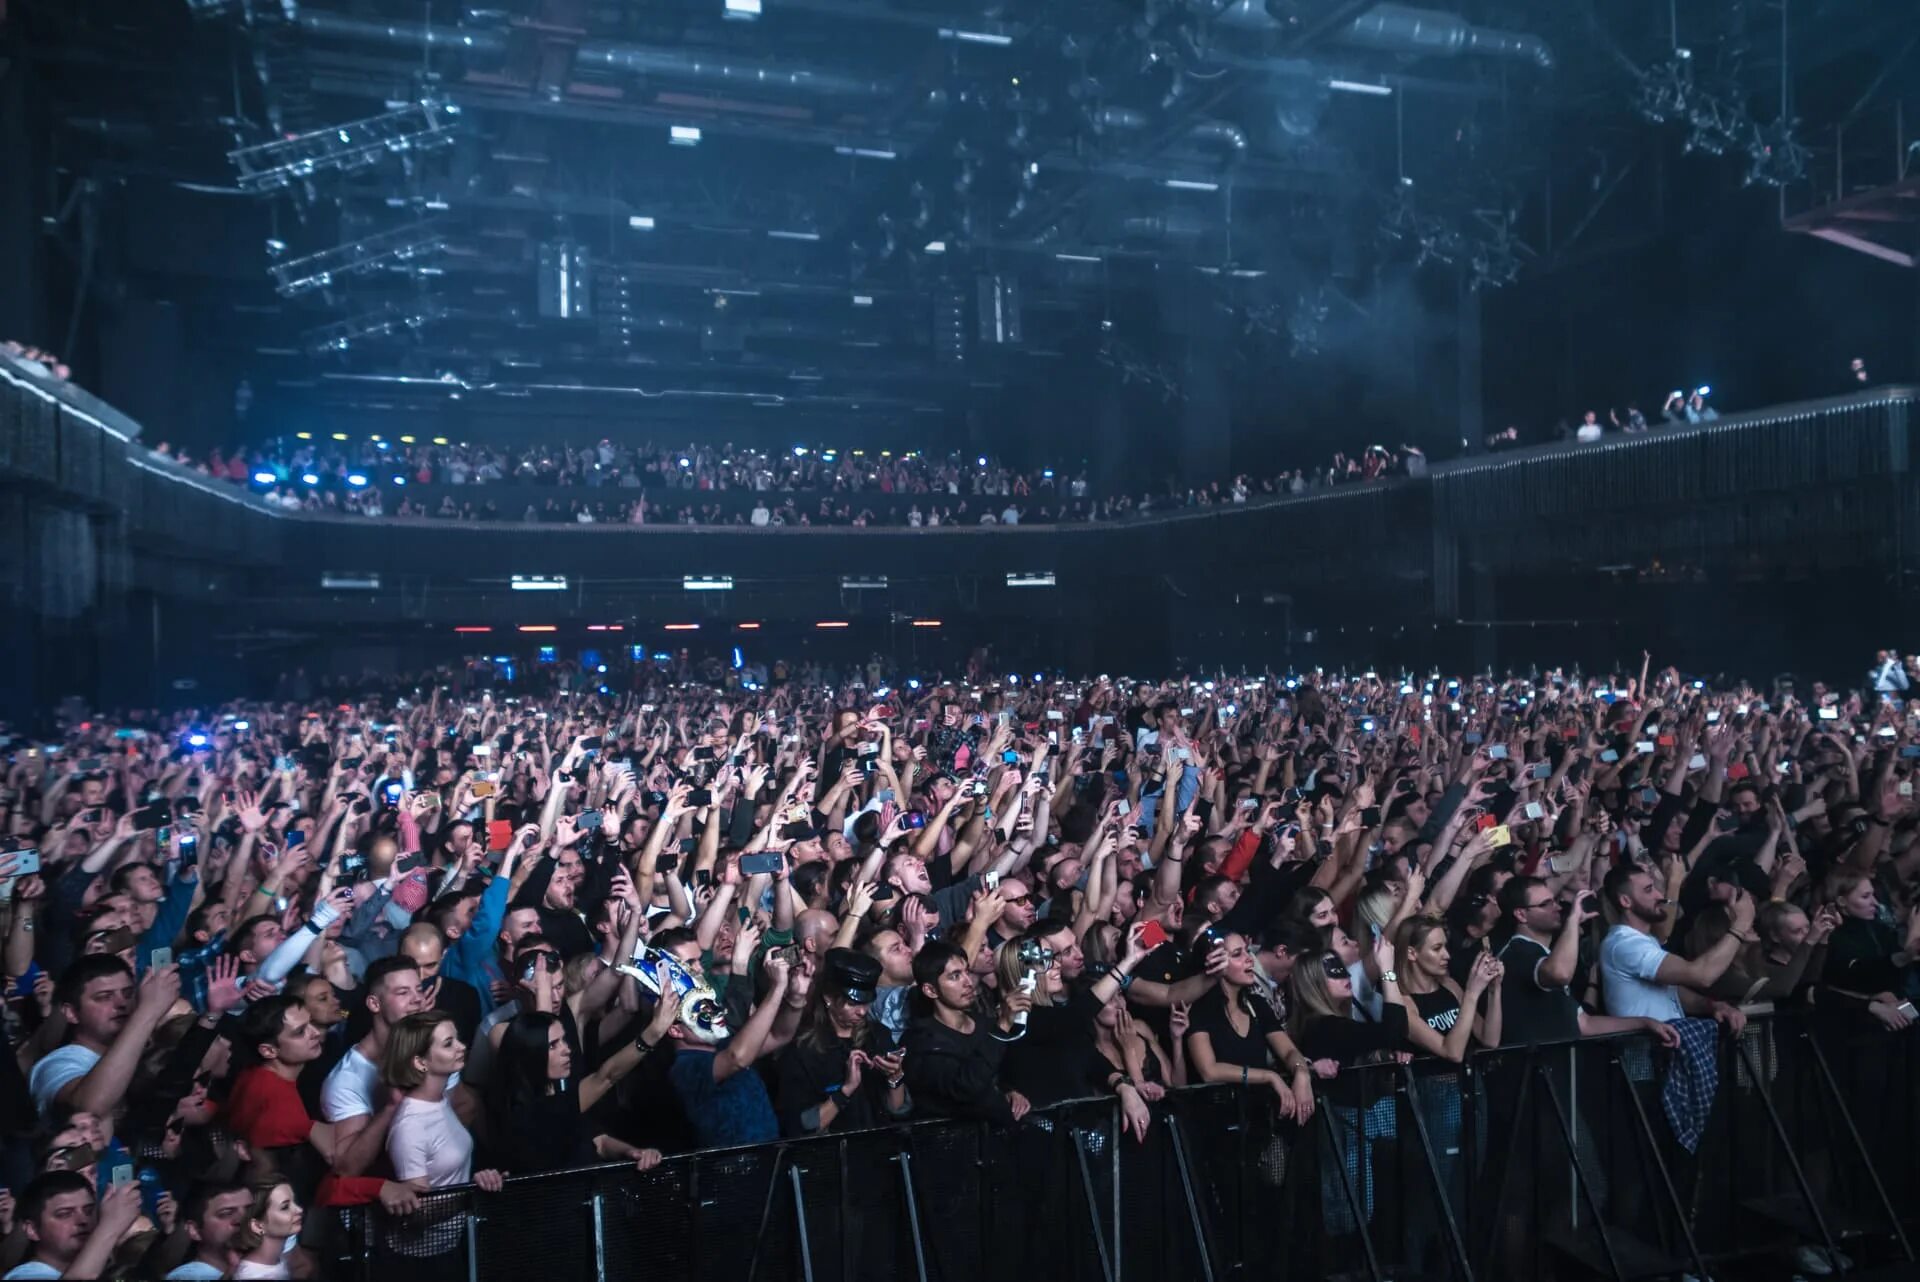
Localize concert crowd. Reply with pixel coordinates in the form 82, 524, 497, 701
0, 652, 1913, 1279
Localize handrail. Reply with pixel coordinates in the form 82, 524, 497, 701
10, 347, 1913, 541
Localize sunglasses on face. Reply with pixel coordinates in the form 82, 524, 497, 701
521, 953, 562, 973
1320, 956, 1350, 981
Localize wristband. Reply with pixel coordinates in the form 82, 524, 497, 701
1117, 971, 1135, 991
824, 1082, 843, 1095
886, 1076, 904, 1090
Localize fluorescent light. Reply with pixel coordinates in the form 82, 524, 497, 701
629, 215, 656, 230
1328, 79, 1393, 97
767, 229, 820, 242
840, 576, 889, 590
923, 240, 946, 254
663, 623, 701, 631
510, 575, 568, 592
724, 0, 760, 17
683, 575, 734, 592
670, 125, 702, 146
833, 146, 897, 160
321, 572, 380, 590
1163, 178, 1220, 192
939, 27, 1012, 45
453, 626, 492, 634
517, 625, 558, 633
852, 294, 874, 306
1054, 252, 1101, 263
737, 622, 761, 630
1007, 572, 1057, 588
912, 619, 942, 628
815, 621, 850, 629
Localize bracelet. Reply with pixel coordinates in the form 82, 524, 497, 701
1117, 971, 1135, 991
636, 1035, 659, 1054
824, 1082, 843, 1095
1240, 1066, 1248, 1086
886, 1076, 904, 1090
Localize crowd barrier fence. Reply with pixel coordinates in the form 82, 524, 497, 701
332, 1010, 1920, 1282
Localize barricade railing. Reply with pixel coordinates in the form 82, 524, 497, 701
332, 1010, 1919, 1282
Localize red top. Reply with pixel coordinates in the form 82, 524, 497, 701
224, 1065, 313, 1149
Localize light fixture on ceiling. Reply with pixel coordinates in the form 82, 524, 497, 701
629, 215, 656, 230
834, 145, 897, 160
937, 27, 1012, 45
923, 240, 947, 254
767, 229, 821, 242
1162, 178, 1220, 192
724, 0, 760, 18
1328, 79, 1393, 97
670, 125, 702, 146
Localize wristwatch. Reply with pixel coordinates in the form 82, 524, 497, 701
1381, 970, 1398, 984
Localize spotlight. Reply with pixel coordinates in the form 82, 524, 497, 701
346, 473, 368, 487
252, 471, 277, 485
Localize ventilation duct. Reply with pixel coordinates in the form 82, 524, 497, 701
1341, 5, 1554, 68
292, 7, 894, 98
1217, 1, 1554, 69
1091, 108, 1248, 158
572, 43, 895, 99
293, 10, 510, 60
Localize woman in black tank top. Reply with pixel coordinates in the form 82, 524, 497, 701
1395, 918, 1503, 1061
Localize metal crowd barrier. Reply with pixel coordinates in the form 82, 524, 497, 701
333, 1011, 1920, 1282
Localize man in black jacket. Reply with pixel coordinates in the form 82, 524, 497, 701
901, 942, 1030, 1123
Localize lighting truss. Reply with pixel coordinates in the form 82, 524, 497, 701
229, 101, 462, 194
304, 301, 447, 355
270, 223, 448, 297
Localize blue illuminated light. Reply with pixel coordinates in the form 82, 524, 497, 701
252, 471, 277, 485
731, 646, 744, 670
346, 473, 368, 487
302, 473, 320, 485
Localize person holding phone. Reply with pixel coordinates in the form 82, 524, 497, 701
1185, 933, 1318, 1123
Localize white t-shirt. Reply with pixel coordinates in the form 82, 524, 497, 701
1599, 924, 1685, 1022
6, 1262, 63, 1279
166, 1263, 227, 1280
28, 1044, 101, 1116
321, 1046, 461, 1122
388, 1095, 473, 1188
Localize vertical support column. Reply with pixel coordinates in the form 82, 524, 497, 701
0, 57, 45, 345
1179, 345, 1231, 491
1458, 276, 1484, 456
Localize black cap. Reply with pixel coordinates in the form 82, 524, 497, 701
822, 947, 881, 1005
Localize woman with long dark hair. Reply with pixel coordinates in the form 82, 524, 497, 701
775, 949, 910, 1137
488, 994, 676, 1173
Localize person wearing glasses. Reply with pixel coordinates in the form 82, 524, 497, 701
1494, 876, 1681, 1046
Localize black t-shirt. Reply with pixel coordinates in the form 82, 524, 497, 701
1185, 985, 1280, 1071
497, 1088, 597, 1173
1496, 934, 1582, 1045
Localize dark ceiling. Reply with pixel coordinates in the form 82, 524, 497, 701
9, 0, 1919, 440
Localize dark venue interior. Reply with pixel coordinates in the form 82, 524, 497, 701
5, 1, 1920, 1280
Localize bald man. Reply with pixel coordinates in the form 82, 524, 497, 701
793, 910, 840, 964
399, 923, 483, 1045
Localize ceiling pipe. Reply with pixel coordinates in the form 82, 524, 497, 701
572, 42, 895, 99
292, 7, 895, 98
292, 9, 511, 59
1093, 108, 1247, 159
1217, 0, 1554, 69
